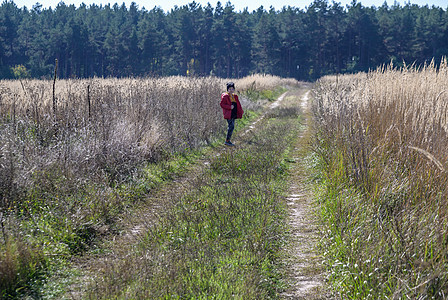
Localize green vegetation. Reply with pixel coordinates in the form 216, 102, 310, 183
11, 65, 30, 79
83, 105, 302, 298
242, 85, 287, 102
0, 238, 46, 298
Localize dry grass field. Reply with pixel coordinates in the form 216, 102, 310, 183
312, 59, 448, 298
0, 74, 298, 298
0, 74, 292, 201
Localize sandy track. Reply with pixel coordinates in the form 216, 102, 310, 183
280, 89, 336, 299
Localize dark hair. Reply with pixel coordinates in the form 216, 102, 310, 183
226, 82, 235, 91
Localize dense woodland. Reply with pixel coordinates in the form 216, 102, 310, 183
0, 0, 447, 80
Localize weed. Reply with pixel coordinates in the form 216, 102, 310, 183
0, 232, 46, 298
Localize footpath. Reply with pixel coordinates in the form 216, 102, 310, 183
56, 84, 334, 299
279, 88, 335, 299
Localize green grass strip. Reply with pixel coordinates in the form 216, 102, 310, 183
87, 114, 300, 299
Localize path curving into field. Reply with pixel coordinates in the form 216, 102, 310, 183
242, 91, 288, 136
280, 88, 335, 299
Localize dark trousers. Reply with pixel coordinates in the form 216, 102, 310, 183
226, 118, 235, 141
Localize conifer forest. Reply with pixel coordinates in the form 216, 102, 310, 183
0, 0, 447, 80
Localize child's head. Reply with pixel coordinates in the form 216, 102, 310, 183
226, 82, 235, 93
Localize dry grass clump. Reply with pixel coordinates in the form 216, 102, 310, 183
235, 74, 300, 92
312, 59, 448, 298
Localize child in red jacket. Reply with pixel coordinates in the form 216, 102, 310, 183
220, 82, 244, 146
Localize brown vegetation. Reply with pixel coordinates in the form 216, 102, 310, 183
312, 59, 448, 298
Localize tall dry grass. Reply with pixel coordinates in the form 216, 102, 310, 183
0, 77, 231, 207
312, 59, 448, 298
0, 74, 298, 206
235, 73, 299, 92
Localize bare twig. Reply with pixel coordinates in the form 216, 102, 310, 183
87, 84, 91, 121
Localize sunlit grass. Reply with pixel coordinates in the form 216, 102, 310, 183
311, 59, 448, 298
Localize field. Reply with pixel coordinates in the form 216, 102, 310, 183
0, 74, 302, 298
5, 59, 448, 299
312, 60, 448, 298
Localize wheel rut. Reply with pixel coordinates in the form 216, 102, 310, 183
60, 88, 296, 299
280, 89, 336, 299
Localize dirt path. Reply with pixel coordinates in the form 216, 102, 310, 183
57, 88, 296, 299
242, 91, 288, 136
280, 89, 335, 299
54, 85, 339, 299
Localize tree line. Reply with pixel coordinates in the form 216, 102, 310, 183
0, 0, 447, 80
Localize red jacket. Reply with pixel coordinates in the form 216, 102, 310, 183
220, 93, 244, 119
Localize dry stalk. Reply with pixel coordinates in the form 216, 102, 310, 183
407, 146, 445, 172
87, 84, 91, 121
53, 59, 58, 122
